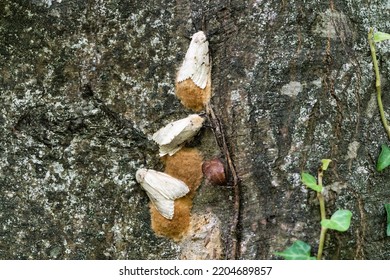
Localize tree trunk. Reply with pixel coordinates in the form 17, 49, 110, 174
0, 0, 389, 259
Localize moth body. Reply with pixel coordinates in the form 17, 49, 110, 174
177, 31, 210, 89
152, 114, 204, 157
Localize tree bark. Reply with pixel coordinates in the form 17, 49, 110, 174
0, 0, 389, 259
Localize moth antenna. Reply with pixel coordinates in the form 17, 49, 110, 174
198, 112, 207, 118
202, 122, 213, 130
182, 29, 192, 41
142, 156, 147, 167
197, 113, 212, 128
201, 13, 208, 33
190, 3, 209, 34
190, 20, 197, 36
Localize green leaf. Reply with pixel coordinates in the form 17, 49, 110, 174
274, 240, 316, 260
374, 31, 390, 43
376, 144, 390, 171
385, 204, 390, 237
321, 210, 352, 232
301, 172, 322, 192
321, 159, 332, 171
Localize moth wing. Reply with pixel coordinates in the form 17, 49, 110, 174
140, 179, 176, 219
190, 41, 210, 89
176, 39, 198, 83
146, 190, 175, 220
152, 117, 193, 146
144, 170, 189, 199
154, 115, 204, 156
158, 144, 184, 157
152, 124, 176, 146
177, 32, 210, 89
141, 170, 189, 219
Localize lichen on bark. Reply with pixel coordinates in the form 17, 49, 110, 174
1, 0, 390, 259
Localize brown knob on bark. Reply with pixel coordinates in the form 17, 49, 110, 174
202, 158, 227, 186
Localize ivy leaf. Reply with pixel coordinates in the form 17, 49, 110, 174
321, 210, 352, 232
385, 204, 390, 237
377, 144, 390, 171
321, 159, 332, 171
301, 172, 322, 192
374, 31, 390, 43
274, 240, 316, 260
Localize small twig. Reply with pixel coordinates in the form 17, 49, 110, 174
316, 166, 327, 260
368, 28, 390, 139
317, 167, 326, 222
206, 103, 240, 260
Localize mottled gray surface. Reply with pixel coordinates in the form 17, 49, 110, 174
1, 0, 389, 259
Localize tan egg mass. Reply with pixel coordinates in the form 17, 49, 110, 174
150, 148, 204, 240
176, 31, 211, 112
176, 78, 211, 112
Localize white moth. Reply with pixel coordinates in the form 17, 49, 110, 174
177, 31, 210, 89
152, 114, 204, 157
135, 168, 189, 220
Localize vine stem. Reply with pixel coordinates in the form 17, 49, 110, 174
368, 28, 390, 139
316, 166, 327, 260
206, 103, 240, 260
317, 226, 327, 260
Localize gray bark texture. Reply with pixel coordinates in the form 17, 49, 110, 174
1, 0, 389, 259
